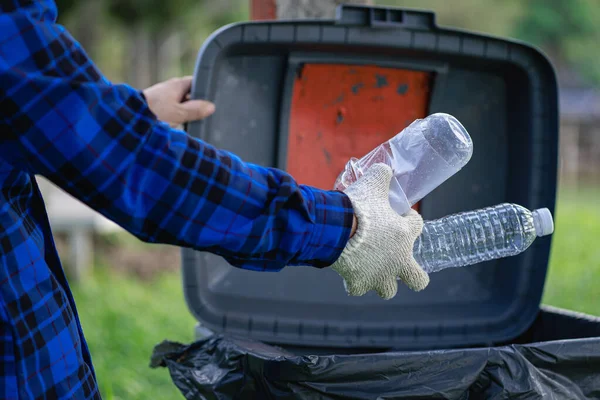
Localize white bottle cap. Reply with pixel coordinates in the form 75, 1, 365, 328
532, 208, 554, 237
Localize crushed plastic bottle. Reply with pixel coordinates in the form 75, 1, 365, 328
334, 113, 473, 215
414, 203, 555, 274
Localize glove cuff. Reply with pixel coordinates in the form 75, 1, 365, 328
343, 192, 369, 254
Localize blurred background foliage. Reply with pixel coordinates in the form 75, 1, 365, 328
54, 0, 248, 88
52, 0, 600, 89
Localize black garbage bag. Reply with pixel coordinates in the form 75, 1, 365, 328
150, 307, 600, 399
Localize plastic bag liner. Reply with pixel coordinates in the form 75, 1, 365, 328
150, 307, 600, 399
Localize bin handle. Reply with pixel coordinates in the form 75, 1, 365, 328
335, 4, 436, 30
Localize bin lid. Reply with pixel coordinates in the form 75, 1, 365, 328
182, 4, 558, 350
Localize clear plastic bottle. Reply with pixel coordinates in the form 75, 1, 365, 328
414, 203, 555, 274
334, 113, 473, 215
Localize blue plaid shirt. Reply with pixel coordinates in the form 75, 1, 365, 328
0, 1, 354, 398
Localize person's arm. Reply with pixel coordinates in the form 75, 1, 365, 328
0, 5, 353, 271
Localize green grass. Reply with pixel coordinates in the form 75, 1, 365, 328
71, 269, 195, 400
70, 187, 600, 399
542, 187, 600, 315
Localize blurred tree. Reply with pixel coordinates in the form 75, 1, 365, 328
105, 0, 197, 33
55, 0, 103, 60
54, 0, 79, 18
379, 0, 600, 87
101, 0, 246, 88
104, 0, 198, 86
513, 0, 600, 86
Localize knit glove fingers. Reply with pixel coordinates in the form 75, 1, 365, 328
393, 209, 429, 292
332, 164, 430, 299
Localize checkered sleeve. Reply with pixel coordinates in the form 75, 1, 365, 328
0, 5, 354, 271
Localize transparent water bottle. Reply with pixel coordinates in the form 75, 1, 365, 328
334, 113, 473, 215
414, 203, 555, 274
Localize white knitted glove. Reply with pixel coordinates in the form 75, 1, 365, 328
331, 163, 430, 299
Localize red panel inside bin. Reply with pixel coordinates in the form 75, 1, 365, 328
286, 64, 432, 210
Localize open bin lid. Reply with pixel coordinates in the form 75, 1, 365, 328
182, 4, 558, 350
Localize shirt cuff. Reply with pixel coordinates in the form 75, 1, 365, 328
292, 186, 355, 268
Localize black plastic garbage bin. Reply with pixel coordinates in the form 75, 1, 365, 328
151, 5, 600, 399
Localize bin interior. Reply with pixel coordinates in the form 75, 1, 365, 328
192, 306, 600, 356
183, 5, 558, 351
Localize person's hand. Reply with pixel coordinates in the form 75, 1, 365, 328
331, 163, 429, 299
143, 76, 215, 127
